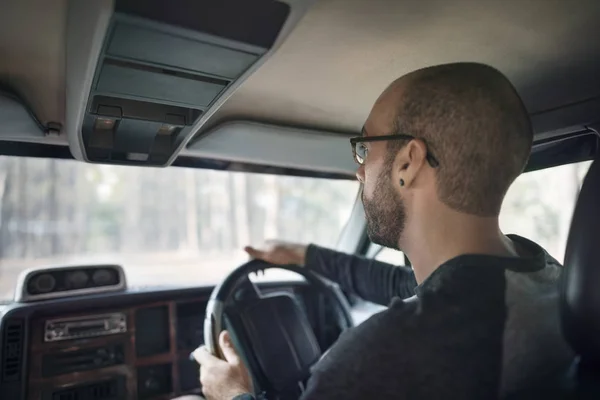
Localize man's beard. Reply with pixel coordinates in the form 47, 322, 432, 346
362, 167, 406, 250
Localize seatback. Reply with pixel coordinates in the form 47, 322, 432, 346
561, 157, 600, 398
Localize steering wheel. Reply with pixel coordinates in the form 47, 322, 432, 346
204, 259, 354, 398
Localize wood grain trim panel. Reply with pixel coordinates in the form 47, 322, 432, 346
27, 296, 209, 400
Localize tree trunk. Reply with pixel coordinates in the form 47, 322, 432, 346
17, 158, 28, 257
0, 159, 12, 259
262, 175, 279, 240
185, 169, 199, 252
49, 160, 59, 255
231, 173, 250, 249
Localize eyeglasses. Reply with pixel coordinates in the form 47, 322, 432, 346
350, 134, 440, 167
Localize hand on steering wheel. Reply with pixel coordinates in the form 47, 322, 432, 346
192, 331, 253, 400
244, 241, 308, 267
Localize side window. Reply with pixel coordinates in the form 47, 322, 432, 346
500, 161, 592, 262
374, 247, 406, 266
351, 246, 405, 325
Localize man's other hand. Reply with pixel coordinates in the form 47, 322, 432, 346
244, 241, 308, 266
193, 331, 253, 400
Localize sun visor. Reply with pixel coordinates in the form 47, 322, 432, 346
0, 90, 44, 140
186, 121, 357, 175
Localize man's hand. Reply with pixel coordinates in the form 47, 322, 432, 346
193, 331, 253, 400
244, 241, 308, 266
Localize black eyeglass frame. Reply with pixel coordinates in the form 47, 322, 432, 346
350, 134, 440, 167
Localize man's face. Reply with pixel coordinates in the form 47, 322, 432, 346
361, 152, 406, 250
357, 84, 408, 250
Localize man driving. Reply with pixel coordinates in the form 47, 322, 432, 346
192, 63, 573, 399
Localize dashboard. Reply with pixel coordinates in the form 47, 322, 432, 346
0, 283, 340, 400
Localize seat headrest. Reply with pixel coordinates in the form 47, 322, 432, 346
561, 157, 600, 363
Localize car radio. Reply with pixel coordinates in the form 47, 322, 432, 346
44, 312, 127, 342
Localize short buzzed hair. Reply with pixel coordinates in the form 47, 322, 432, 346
391, 62, 533, 216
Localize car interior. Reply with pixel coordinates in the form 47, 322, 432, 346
0, 0, 599, 399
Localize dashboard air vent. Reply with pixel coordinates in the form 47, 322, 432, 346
2, 319, 24, 382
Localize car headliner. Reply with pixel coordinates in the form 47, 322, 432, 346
0, 0, 599, 165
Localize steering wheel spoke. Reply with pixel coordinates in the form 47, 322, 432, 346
232, 275, 263, 303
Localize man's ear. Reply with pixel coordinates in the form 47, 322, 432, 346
395, 139, 428, 187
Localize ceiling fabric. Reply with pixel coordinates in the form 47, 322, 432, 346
0, 0, 66, 125
1, 0, 599, 139
209, 0, 600, 134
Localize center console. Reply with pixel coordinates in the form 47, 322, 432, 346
27, 299, 207, 400
0, 281, 338, 400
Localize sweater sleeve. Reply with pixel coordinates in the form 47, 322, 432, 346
305, 245, 417, 306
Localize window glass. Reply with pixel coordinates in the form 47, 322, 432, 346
0, 156, 360, 300
354, 247, 406, 324
374, 247, 406, 266
500, 161, 592, 262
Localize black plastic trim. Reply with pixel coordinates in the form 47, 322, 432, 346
91, 95, 202, 125
114, 0, 290, 49
524, 130, 598, 173
103, 58, 231, 88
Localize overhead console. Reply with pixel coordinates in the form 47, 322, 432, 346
67, 0, 303, 166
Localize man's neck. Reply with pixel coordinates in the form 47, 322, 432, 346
402, 205, 518, 284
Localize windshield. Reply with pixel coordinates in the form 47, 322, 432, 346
0, 156, 359, 300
